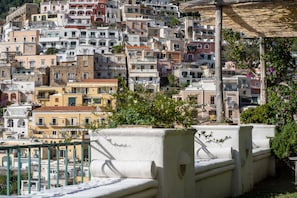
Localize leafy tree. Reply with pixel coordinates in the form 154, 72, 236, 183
107, 79, 196, 128
45, 47, 58, 55
263, 38, 296, 87
222, 29, 259, 75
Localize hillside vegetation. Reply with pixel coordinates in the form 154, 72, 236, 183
0, 0, 40, 19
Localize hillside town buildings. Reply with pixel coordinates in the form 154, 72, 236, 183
0, 0, 261, 194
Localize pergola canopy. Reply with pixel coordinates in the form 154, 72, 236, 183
180, 0, 297, 38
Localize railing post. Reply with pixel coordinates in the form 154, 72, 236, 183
28, 147, 31, 194
47, 145, 51, 189
65, 144, 68, 186
57, 144, 60, 187
81, 142, 84, 183
38, 146, 41, 191
6, 148, 10, 196
17, 147, 21, 196
73, 144, 76, 185
88, 142, 91, 181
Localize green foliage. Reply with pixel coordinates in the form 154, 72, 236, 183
271, 122, 297, 159
263, 38, 296, 87
169, 16, 181, 27
0, 170, 28, 195
0, 0, 32, 19
240, 104, 274, 124
112, 44, 124, 54
108, 79, 196, 128
222, 29, 259, 74
45, 47, 58, 55
267, 83, 297, 126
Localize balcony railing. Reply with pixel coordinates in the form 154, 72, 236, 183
0, 141, 91, 196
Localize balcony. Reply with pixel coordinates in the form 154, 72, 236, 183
1, 141, 90, 196
35, 122, 45, 127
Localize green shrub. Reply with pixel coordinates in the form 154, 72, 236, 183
240, 104, 274, 124
271, 122, 297, 159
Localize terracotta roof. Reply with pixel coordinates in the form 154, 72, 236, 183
126, 46, 150, 49
33, 106, 97, 112
81, 79, 118, 83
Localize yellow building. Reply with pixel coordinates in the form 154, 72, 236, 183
34, 79, 118, 109
31, 106, 108, 142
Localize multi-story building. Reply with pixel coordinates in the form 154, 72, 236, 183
6, 3, 39, 28
173, 75, 252, 124
184, 41, 215, 67
3, 103, 33, 139
34, 78, 117, 108
38, 27, 122, 56
31, 106, 104, 142
173, 63, 206, 85
40, 0, 68, 15
66, 0, 106, 29
0, 80, 35, 105
126, 45, 160, 92
50, 54, 95, 86
15, 54, 56, 69
94, 53, 127, 79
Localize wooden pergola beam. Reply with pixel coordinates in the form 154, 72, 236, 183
181, 0, 297, 38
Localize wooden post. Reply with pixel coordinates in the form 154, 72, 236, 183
259, 37, 267, 104
215, 3, 224, 122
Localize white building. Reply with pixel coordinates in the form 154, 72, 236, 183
126, 45, 160, 92
3, 103, 33, 139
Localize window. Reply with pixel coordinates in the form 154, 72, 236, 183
55, 72, 60, 80
29, 61, 35, 67
204, 44, 209, 49
59, 150, 66, 158
210, 96, 215, 105
51, 118, 57, 125
1, 71, 5, 77
52, 131, 57, 135
174, 44, 180, 50
228, 110, 233, 118
37, 118, 44, 125
83, 60, 88, 66
197, 44, 202, 49
70, 118, 76, 126
8, 119, 14, 127
68, 73, 74, 80
93, 98, 102, 104
85, 118, 90, 125
41, 59, 45, 66
68, 97, 76, 106
83, 72, 89, 79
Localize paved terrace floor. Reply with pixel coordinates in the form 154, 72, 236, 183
240, 160, 297, 197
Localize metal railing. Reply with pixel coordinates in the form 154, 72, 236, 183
0, 141, 91, 196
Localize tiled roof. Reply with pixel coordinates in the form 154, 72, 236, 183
126, 46, 150, 49
33, 106, 97, 112
81, 79, 118, 83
